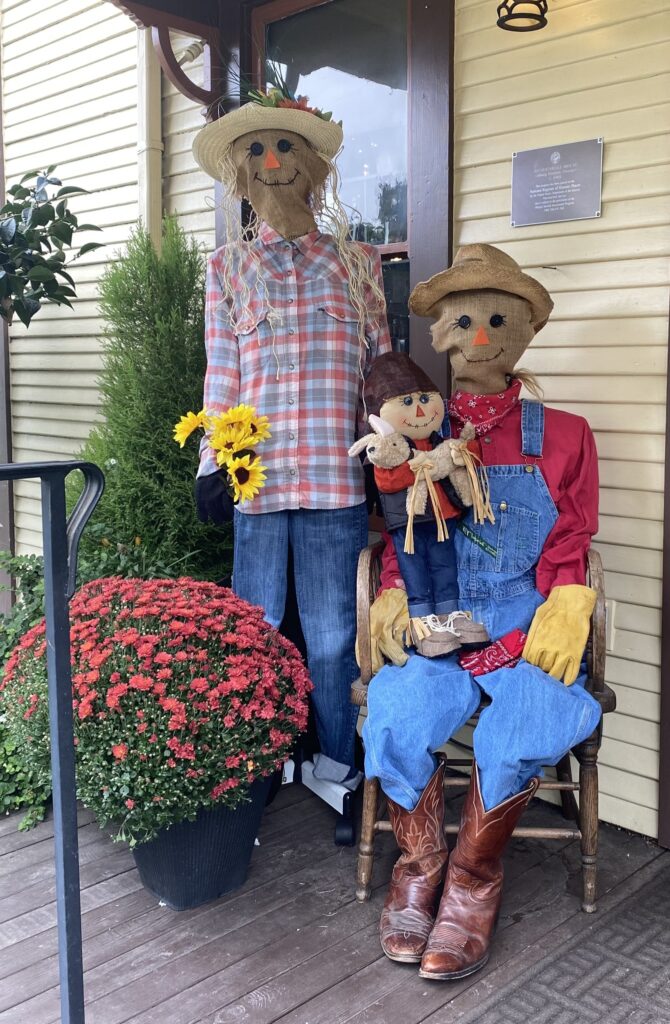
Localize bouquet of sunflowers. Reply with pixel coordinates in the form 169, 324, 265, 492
173, 403, 270, 504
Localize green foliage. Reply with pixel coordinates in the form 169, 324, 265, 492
0, 552, 45, 670
0, 552, 50, 827
72, 217, 232, 581
0, 167, 104, 327
0, 717, 50, 828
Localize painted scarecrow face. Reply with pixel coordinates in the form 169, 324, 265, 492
231, 128, 329, 239
430, 289, 535, 394
379, 390, 445, 441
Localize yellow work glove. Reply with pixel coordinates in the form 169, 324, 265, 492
522, 584, 596, 686
356, 587, 410, 676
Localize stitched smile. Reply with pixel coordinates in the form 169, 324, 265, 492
461, 346, 504, 363
402, 412, 439, 429
254, 170, 300, 187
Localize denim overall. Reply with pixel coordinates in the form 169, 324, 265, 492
363, 401, 602, 811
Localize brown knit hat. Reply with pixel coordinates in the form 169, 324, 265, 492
364, 352, 441, 417
409, 243, 553, 332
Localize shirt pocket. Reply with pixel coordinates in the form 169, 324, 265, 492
315, 302, 362, 368
235, 299, 278, 375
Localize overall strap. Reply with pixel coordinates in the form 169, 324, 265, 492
439, 412, 452, 439
521, 399, 545, 458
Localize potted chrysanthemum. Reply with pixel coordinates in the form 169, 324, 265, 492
0, 576, 311, 909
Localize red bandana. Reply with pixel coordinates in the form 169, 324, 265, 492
449, 379, 522, 436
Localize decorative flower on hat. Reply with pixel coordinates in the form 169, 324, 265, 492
246, 85, 336, 124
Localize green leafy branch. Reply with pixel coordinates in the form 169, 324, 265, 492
0, 166, 104, 328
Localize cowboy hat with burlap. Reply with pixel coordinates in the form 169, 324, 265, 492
193, 100, 343, 181
410, 243, 553, 333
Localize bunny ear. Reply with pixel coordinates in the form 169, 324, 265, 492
369, 415, 395, 437
348, 435, 374, 458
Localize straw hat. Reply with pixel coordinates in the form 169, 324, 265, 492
410, 243, 553, 332
193, 102, 344, 181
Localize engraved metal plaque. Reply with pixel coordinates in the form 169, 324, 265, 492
511, 138, 603, 228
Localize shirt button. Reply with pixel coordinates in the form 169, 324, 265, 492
283, 243, 291, 250
500, 501, 508, 511
289, 469, 296, 476
525, 465, 534, 473
289, 362, 295, 370
288, 398, 295, 405
484, 436, 492, 444
288, 297, 294, 304
288, 432, 295, 440
289, 328, 295, 335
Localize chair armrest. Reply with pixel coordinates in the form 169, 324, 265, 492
356, 542, 385, 686
586, 548, 607, 693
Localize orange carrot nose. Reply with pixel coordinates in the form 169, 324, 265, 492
472, 326, 490, 347
415, 405, 426, 417
264, 149, 281, 170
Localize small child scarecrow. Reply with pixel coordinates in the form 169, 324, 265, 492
191, 86, 391, 831
348, 352, 489, 656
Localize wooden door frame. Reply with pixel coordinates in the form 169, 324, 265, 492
658, 300, 670, 848
247, 0, 454, 392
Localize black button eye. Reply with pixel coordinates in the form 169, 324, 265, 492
277, 138, 292, 153
456, 315, 471, 329
402, 396, 413, 406
490, 313, 506, 328
419, 394, 430, 404
249, 141, 264, 156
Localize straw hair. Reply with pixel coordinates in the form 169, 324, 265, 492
210, 141, 386, 367
410, 243, 553, 332
193, 104, 344, 181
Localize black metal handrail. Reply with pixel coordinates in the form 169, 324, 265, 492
0, 461, 104, 1024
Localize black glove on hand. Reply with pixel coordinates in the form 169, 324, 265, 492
195, 471, 235, 525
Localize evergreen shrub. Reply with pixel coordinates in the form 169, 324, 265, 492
73, 217, 231, 580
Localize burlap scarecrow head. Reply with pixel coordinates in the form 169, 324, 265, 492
364, 352, 445, 442
193, 92, 343, 240
409, 244, 553, 395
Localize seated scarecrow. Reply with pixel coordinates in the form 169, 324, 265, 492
362, 244, 602, 980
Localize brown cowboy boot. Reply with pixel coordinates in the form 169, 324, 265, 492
380, 762, 449, 963
419, 766, 539, 980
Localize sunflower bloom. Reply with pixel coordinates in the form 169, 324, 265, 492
216, 403, 255, 434
228, 455, 267, 503
249, 414, 271, 443
210, 421, 254, 463
173, 410, 210, 448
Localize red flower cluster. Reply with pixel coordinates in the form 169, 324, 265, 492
0, 577, 312, 846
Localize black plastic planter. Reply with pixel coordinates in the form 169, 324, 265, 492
131, 776, 272, 910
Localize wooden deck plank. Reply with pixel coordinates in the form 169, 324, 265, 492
0, 784, 664, 1024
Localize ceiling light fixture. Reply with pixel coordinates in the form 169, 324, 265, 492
497, 0, 548, 31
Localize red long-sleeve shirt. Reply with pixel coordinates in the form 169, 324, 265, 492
379, 404, 598, 597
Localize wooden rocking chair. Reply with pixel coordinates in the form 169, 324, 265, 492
351, 544, 616, 913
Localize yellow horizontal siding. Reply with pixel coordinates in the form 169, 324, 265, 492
1, 0, 138, 553
454, 0, 670, 837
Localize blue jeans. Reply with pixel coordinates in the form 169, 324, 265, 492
233, 503, 368, 781
391, 521, 459, 617
363, 653, 601, 811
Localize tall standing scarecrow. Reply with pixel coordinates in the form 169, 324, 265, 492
363, 244, 602, 978
191, 87, 390, 830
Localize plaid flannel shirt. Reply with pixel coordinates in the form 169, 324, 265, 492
199, 223, 391, 514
